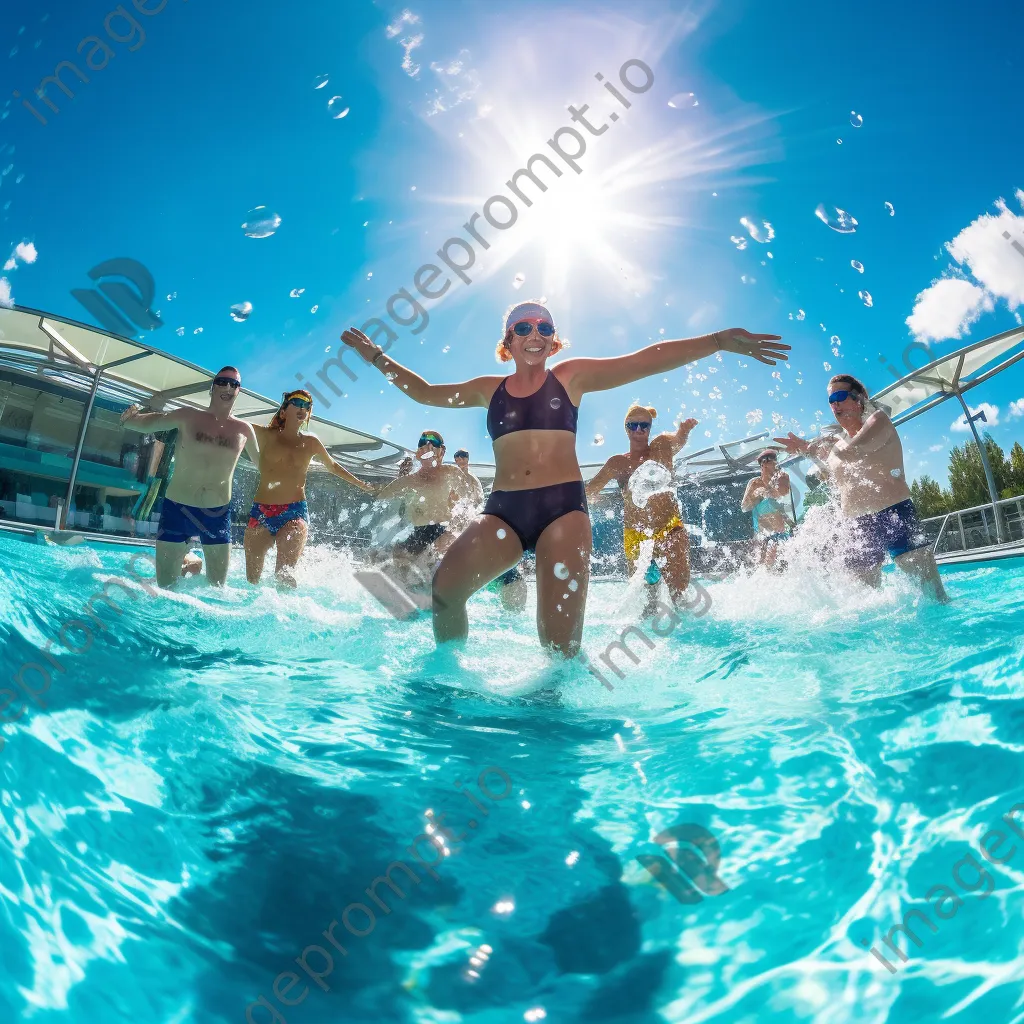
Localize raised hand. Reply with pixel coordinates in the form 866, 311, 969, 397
675, 417, 698, 443
716, 328, 789, 365
341, 326, 383, 363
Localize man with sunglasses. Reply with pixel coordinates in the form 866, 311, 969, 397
244, 389, 376, 587
775, 373, 947, 601
373, 430, 475, 573
740, 449, 793, 569
120, 366, 260, 587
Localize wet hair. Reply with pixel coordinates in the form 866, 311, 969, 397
269, 389, 313, 430
624, 404, 657, 424
828, 374, 869, 403
216, 366, 240, 378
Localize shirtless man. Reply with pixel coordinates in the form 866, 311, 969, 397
120, 366, 259, 588
586, 407, 697, 604
375, 430, 472, 566
775, 373, 947, 601
245, 389, 376, 587
740, 449, 793, 569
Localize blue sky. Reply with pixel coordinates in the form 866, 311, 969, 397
2, 0, 1023, 486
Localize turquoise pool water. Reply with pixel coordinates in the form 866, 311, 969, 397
1, 530, 1023, 1024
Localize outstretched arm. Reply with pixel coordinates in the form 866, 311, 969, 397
773, 433, 837, 478
652, 417, 698, 458
312, 437, 375, 493
585, 457, 621, 501
341, 327, 500, 409
560, 328, 788, 397
120, 405, 187, 432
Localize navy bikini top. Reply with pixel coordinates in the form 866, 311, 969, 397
486, 371, 579, 441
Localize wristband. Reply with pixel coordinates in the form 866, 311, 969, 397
371, 349, 384, 367
713, 332, 721, 351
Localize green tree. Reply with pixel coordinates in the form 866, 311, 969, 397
1006, 441, 1024, 497
910, 475, 951, 518
947, 433, 1008, 509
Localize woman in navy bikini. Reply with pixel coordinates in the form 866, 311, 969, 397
342, 302, 787, 655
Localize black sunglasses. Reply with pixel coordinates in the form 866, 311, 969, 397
418, 434, 443, 449
625, 421, 652, 432
284, 396, 311, 410
511, 321, 555, 337
212, 376, 241, 389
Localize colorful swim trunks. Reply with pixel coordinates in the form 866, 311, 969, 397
623, 515, 686, 563
247, 500, 309, 536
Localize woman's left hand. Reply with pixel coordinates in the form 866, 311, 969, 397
716, 329, 789, 365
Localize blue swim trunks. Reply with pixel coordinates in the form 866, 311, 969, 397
844, 498, 928, 571
247, 500, 309, 536
158, 498, 233, 545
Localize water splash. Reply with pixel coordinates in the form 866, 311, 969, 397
850, 111, 863, 127
885, 201, 895, 216
740, 217, 775, 244
229, 301, 252, 323
859, 290, 873, 307
814, 204, 858, 233
628, 461, 673, 508
851, 260, 864, 273
313, 74, 329, 89
241, 207, 281, 239
328, 96, 350, 118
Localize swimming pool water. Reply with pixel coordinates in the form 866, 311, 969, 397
2, 531, 1023, 1024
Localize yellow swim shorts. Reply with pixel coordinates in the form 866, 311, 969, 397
623, 515, 685, 563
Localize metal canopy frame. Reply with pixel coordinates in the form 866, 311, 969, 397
0, 305, 412, 525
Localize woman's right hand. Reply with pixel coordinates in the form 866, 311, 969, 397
120, 404, 142, 425
341, 327, 382, 363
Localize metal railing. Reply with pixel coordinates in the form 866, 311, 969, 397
922, 495, 1024, 555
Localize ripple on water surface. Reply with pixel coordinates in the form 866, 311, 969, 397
1, 532, 1023, 1023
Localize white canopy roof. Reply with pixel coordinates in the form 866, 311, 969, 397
872, 326, 1024, 424
0, 305, 408, 470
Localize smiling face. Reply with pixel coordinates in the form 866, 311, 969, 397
506, 319, 557, 368
624, 413, 652, 451
758, 453, 778, 480
416, 433, 444, 466
210, 368, 241, 411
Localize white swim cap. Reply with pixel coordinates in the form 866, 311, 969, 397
505, 301, 554, 332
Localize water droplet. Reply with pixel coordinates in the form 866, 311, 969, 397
592, 434, 604, 446
667, 92, 697, 108
327, 96, 350, 118
850, 111, 863, 127
823, 361, 832, 371
837, 139, 843, 145
746, 408, 763, 426
165, 291, 176, 301
496, 529, 507, 540
831, 335, 841, 346
890, 468, 902, 478
442, 344, 450, 353
851, 260, 864, 273
366, 272, 373, 279
554, 562, 570, 580
289, 287, 305, 298
313, 74, 329, 89
740, 217, 775, 243
814, 204, 858, 233
885, 201, 895, 217
568, 579, 579, 592
193, 327, 204, 335
549, 397, 562, 410
513, 272, 525, 289
730, 235, 748, 250
241, 206, 281, 239
324, 345, 331, 353
741, 274, 756, 284
310, 305, 318, 313
175, 327, 184, 336
796, 309, 805, 321
229, 301, 252, 322
859, 290, 873, 307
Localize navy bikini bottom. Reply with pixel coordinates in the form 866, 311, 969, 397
483, 481, 589, 553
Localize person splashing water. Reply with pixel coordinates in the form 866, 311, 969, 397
343, 300, 787, 656
586, 405, 697, 606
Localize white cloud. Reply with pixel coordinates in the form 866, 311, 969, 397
906, 278, 994, 342
2, 258, 13, 271
14, 241, 37, 264
1009, 398, 1024, 419
946, 197, 1024, 310
385, 9, 420, 38
0, 278, 12, 308
929, 444, 944, 452
950, 401, 999, 432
